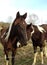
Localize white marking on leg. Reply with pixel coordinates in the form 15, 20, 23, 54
44, 46, 47, 57
5, 21, 13, 41
5, 55, 9, 65
37, 26, 46, 33
17, 42, 21, 47
44, 40, 47, 57
41, 51, 44, 64
32, 52, 38, 65
5, 55, 6, 60
6, 60, 9, 65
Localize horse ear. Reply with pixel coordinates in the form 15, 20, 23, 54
16, 11, 20, 18
22, 13, 27, 19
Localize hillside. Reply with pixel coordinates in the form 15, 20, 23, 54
0, 22, 10, 28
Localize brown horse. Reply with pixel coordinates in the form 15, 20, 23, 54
40, 24, 47, 40
0, 11, 27, 65
26, 23, 47, 65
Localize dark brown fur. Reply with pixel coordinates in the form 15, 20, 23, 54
0, 11, 27, 65
26, 23, 47, 53
26, 23, 47, 65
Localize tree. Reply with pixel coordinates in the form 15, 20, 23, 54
28, 14, 39, 25
7, 16, 13, 23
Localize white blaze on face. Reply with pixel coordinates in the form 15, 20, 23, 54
5, 21, 13, 41
17, 42, 21, 47
37, 26, 46, 33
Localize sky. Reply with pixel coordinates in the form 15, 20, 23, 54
0, 0, 47, 24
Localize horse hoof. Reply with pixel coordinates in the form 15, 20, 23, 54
32, 63, 35, 65
41, 63, 44, 65
41, 64, 44, 65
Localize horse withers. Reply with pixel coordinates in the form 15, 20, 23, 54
0, 11, 27, 65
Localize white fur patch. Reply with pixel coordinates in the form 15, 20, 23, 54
44, 46, 47, 57
5, 21, 13, 41
37, 26, 46, 33
17, 42, 21, 47
5, 55, 9, 65
5, 55, 6, 60
41, 52, 44, 64
32, 52, 38, 65
31, 26, 34, 36
6, 60, 9, 65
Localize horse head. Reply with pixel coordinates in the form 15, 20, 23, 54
5, 11, 27, 47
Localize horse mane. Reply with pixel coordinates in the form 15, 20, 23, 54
27, 23, 32, 29
5, 21, 14, 41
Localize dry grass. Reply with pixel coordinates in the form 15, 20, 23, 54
0, 41, 47, 65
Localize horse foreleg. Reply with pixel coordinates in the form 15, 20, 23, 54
43, 41, 47, 57
32, 52, 38, 65
12, 51, 15, 65
40, 47, 44, 64
41, 51, 44, 64
43, 46, 47, 57
44, 46, 47, 57
32, 47, 38, 65
4, 51, 9, 65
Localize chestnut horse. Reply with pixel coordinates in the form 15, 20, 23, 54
0, 11, 27, 65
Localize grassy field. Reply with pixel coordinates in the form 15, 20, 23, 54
0, 41, 47, 65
